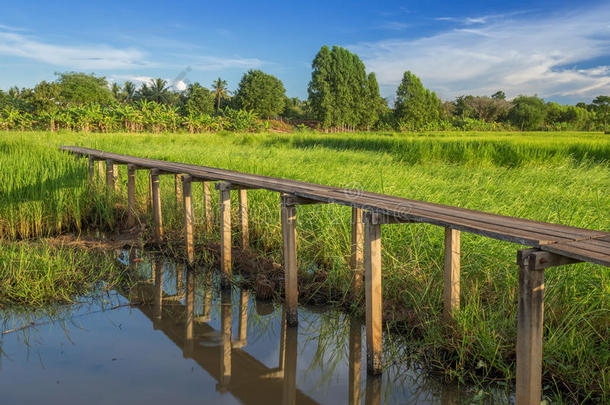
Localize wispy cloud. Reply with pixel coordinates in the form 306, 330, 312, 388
0, 29, 149, 70
350, 5, 610, 101
377, 21, 409, 31
189, 55, 265, 71
0, 23, 26, 32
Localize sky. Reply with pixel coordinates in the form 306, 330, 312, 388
1, 0, 609, 104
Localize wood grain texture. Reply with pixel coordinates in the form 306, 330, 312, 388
365, 213, 382, 375
127, 164, 136, 227
182, 175, 194, 265
281, 195, 298, 327
219, 186, 232, 288
443, 228, 460, 322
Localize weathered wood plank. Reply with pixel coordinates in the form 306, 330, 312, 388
203, 181, 213, 234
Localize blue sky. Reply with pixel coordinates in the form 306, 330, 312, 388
1, 0, 609, 103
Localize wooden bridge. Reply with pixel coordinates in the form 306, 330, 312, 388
61, 145, 610, 405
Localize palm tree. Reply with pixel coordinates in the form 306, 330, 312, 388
211, 77, 228, 112
111, 82, 121, 100
122, 81, 136, 102
149, 78, 170, 104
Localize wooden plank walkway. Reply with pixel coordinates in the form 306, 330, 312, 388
61, 145, 609, 405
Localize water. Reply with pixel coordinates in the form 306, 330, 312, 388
0, 251, 511, 404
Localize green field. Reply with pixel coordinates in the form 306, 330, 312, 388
1, 130, 609, 402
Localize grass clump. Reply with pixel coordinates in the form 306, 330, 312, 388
0, 241, 126, 306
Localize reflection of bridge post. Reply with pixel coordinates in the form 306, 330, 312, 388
440, 383, 459, 405
282, 308, 298, 405
219, 289, 232, 389
233, 289, 248, 348
153, 259, 164, 323
365, 374, 381, 405
176, 264, 183, 295
201, 271, 212, 322
184, 267, 195, 355
349, 319, 362, 405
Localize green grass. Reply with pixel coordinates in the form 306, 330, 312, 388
0, 130, 608, 402
0, 241, 126, 306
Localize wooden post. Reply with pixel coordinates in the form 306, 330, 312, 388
351, 207, 364, 292
281, 194, 298, 327
239, 189, 249, 249
218, 183, 232, 288
516, 250, 545, 405
220, 289, 232, 388
349, 318, 362, 405
88, 157, 95, 181
282, 317, 298, 405
105, 159, 115, 190
113, 164, 119, 191
148, 171, 153, 212
364, 212, 382, 375
176, 264, 183, 294
175, 174, 182, 207
97, 160, 104, 180
127, 164, 136, 227
151, 169, 163, 243
203, 181, 213, 234
182, 175, 195, 265
202, 271, 212, 322
443, 228, 461, 322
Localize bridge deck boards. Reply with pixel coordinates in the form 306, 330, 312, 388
61, 145, 610, 267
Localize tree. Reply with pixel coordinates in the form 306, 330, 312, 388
394, 70, 441, 129
122, 81, 136, 103
56, 72, 115, 105
592, 95, 610, 131
234, 70, 286, 118
185, 83, 215, 115
137, 78, 171, 104
308, 45, 375, 129
507, 95, 546, 130
491, 90, 506, 100
308, 45, 333, 127
360, 72, 384, 129
212, 77, 229, 112
111, 82, 121, 100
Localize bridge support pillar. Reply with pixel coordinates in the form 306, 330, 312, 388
182, 175, 195, 265
203, 181, 213, 233
217, 182, 232, 288
239, 189, 249, 249
443, 228, 461, 322
364, 212, 382, 375
281, 194, 298, 326
151, 169, 163, 243
127, 164, 136, 227
351, 207, 364, 293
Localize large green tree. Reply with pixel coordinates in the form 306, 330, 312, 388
137, 78, 171, 104
185, 83, 215, 115
508, 95, 546, 130
592, 95, 610, 131
394, 71, 441, 129
308, 45, 380, 129
234, 70, 286, 118
56, 72, 115, 105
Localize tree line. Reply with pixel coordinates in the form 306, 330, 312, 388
1, 46, 609, 132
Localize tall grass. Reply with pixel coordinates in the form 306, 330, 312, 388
0, 130, 608, 402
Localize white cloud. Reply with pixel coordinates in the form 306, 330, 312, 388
0, 30, 149, 70
189, 55, 264, 71
352, 5, 610, 101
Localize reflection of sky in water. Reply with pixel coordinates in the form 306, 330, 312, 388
0, 254, 511, 404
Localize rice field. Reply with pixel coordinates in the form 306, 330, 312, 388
0, 130, 608, 402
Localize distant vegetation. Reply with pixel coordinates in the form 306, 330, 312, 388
1, 45, 609, 133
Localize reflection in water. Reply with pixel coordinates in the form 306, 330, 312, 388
0, 251, 512, 404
